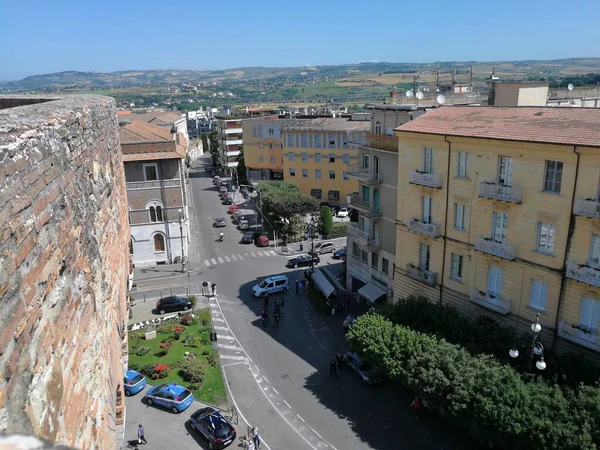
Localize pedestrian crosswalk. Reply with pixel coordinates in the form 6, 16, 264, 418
203, 250, 278, 267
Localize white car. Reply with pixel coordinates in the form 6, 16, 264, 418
337, 208, 350, 218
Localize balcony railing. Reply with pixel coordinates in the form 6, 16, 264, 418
409, 171, 442, 189
223, 127, 243, 134
408, 218, 440, 238
126, 179, 181, 190
365, 238, 380, 251
574, 198, 600, 219
557, 321, 600, 352
348, 194, 382, 218
225, 138, 243, 146
347, 223, 369, 241
406, 264, 437, 286
475, 237, 517, 260
566, 261, 600, 288
478, 182, 523, 204
364, 132, 399, 152
346, 163, 381, 184
470, 289, 511, 315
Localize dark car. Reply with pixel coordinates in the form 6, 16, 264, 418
155, 296, 192, 315
240, 232, 254, 244
343, 352, 383, 385
221, 197, 233, 205
332, 248, 347, 259
286, 253, 320, 268
190, 407, 236, 449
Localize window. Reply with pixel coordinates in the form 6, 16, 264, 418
153, 234, 165, 253
456, 152, 469, 178
302, 169, 308, 178
328, 190, 340, 201
258, 142, 263, 149
268, 128, 274, 136
329, 170, 336, 180
301, 134, 308, 148
302, 152, 308, 161
361, 250, 368, 263
419, 244, 430, 271
382, 257, 389, 275
343, 171, 349, 180
492, 213, 508, 243
544, 160, 563, 193
487, 266, 503, 299
454, 203, 466, 230
580, 297, 600, 331
374, 121, 382, 135
498, 156, 513, 186
311, 189, 322, 199
269, 143, 273, 149
363, 154, 370, 170
315, 169, 322, 179
450, 253, 463, 280
259, 155, 265, 163
314, 134, 321, 148
287, 134, 294, 147
288, 152, 295, 161
422, 196, 432, 223
148, 202, 164, 222
422, 148, 433, 174
589, 234, 600, 268
269, 156, 275, 163
343, 137, 349, 148
315, 153, 322, 162
343, 154, 350, 164
329, 154, 335, 163
129, 238, 134, 255
289, 168, 296, 177
352, 242, 360, 257
328, 134, 336, 148
537, 222, 555, 254
143, 163, 158, 181
530, 280, 548, 311
372, 253, 379, 269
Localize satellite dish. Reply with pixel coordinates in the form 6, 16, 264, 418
406, 90, 414, 98
416, 91, 424, 100
437, 95, 446, 105
568, 84, 574, 91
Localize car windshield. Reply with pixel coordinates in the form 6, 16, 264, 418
259, 280, 267, 288
177, 389, 192, 401
358, 361, 374, 371
130, 373, 144, 384
215, 425, 232, 437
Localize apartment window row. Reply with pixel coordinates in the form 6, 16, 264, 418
257, 142, 276, 150
286, 152, 350, 163
287, 168, 351, 181
285, 133, 351, 149
351, 247, 391, 276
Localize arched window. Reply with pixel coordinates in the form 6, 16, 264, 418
154, 234, 165, 253
129, 238, 134, 255
374, 121, 382, 135
147, 201, 164, 223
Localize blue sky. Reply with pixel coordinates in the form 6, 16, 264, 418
1, 0, 599, 80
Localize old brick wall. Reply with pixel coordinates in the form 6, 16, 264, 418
0, 95, 129, 449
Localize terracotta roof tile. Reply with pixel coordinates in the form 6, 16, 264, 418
119, 121, 174, 144
122, 151, 184, 162
396, 106, 600, 147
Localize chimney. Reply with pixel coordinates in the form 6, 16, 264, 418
389, 91, 398, 105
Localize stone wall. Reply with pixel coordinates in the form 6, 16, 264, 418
0, 95, 130, 449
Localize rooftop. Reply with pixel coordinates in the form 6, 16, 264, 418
282, 117, 370, 132
370, 104, 430, 111
119, 120, 174, 144
119, 110, 184, 125
396, 106, 600, 148
119, 121, 185, 161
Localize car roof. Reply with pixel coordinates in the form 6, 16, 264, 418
345, 352, 363, 362
265, 275, 287, 282
216, 217, 225, 221
125, 369, 141, 378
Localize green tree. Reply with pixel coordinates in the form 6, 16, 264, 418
235, 147, 247, 184
319, 206, 333, 238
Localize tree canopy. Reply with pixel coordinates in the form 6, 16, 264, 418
257, 181, 319, 221
319, 205, 333, 238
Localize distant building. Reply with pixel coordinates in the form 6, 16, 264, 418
119, 110, 188, 141
439, 83, 473, 94
186, 110, 216, 138
488, 81, 549, 107
243, 116, 285, 182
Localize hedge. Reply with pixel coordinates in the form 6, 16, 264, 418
346, 313, 600, 450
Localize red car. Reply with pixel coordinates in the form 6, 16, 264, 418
227, 205, 239, 214
256, 235, 269, 247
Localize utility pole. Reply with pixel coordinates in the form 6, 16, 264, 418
452, 67, 457, 92
435, 62, 440, 92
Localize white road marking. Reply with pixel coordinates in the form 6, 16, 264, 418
244, 253, 249, 256
308, 426, 324, 440
216, 334, 235, 341
257, 251, 264, 257
283, 400, 291, 408
214, 325, 229, 331
251, 253, 257, 258
212, 317, 225, 323
221, 361, 247, 368
204, 259, 210, 266
269, 250, 277, 255
211, 258, 217, 265
231, 254, 238, 261
237, 253, 244, 260
297, 414, 305, 423
272, 387, 279, 395
220, 354, 248, 361
217, 257, 224, 263
224, 255, 231, 262
217, 343, 242, 351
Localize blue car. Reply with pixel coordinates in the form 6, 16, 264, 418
144, 382, 194, 413
332, 248, 347, 260
124, 369, 147, 396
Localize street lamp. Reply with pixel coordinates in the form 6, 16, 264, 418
178, 208, 186, 273
509, 313, 546, 372
309, 215, 316, 273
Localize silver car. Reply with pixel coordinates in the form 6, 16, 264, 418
344, 352, 383, 385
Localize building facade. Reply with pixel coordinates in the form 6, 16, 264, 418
394, 106, 600, 360
281, 116, 370, 206
120, 121, 188, 268
346, 105, 428, 303
242, 116, 285, 182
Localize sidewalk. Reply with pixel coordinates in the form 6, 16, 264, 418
132, 263, 188, 284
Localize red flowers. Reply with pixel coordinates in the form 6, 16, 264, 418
150, 364, 171, 379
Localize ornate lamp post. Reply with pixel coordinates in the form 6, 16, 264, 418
178, 208, 186, 273
509, 313, 546, 372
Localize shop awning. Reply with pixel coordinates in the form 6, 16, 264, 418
357, 282, 386, 303
312, 269, 335, 299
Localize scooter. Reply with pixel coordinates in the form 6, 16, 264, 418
219, 233, 224, 242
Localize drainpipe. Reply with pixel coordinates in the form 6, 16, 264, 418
554, 146, 580, 338
439, 135, 452, 304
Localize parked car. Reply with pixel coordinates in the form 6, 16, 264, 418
286, 253, 320, 268
337, 207, 350, 218
310, 241, 336, 255
238, 219, 250, 231
227, 205, 239, 214
123, 369, 147, 396
155, 296, 192, 315
343, 352, 383, 385
332, 248, 347, 259
219, 186, 228, 194
144, 382, 194, 413
256, 235, 269, 247
231, 211, 243, 223
214, 217, 227, 227
252, 275, 289, 297
190, 407, 237, 449
240, 232, 254, 244
221, 197, 233, 205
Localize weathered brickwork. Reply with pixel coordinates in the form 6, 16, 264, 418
0, 95, 129, 449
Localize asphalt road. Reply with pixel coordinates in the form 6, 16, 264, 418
127, 159, 478, 450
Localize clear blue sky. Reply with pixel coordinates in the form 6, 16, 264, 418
1, 0, 599, 81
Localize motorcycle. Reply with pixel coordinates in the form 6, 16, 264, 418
218, 233, 224, 242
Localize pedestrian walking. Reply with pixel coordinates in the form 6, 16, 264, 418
250, 425, 261, 448
336, 352, 344, 370
274, 311, 281, 328
137, 424, 147, 445
410, 397, 422, 419
261, 309, 270, 327
329, 359, 338, 379
298, 281, 304, 294
263, 295, 269, 310
280, 295, 285, 310
212, 283, 217, 297
295, 280, 300, 294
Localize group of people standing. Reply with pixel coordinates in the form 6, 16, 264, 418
261, 296, 284, 328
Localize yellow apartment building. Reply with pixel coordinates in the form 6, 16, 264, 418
242, 116, 285, 182
281, 117, 370, 205
394, 106, 600, 359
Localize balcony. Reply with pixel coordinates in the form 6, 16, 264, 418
406, 264, 437, 287
347, 223, 369, 242
557, 321, 600, 352
475, 237, 517, 260
408, 218, 440, 238
346, 163, 381, 185
364, 132, 399, 152
225, 138, 243, 146
223, 127, 243, 134
574, 198, 600, 219
470, 289, 511, 315
224, 150, 241, 157
126, 179, 181, 190
348, 194, 382, 218
225, 161, 239, 168
409, 171, 442, 189
566, 261, 600, 288
364, 238, 381, 251
478, 181, 523, 204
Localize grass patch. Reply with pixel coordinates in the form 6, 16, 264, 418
128, 308, 227, 407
